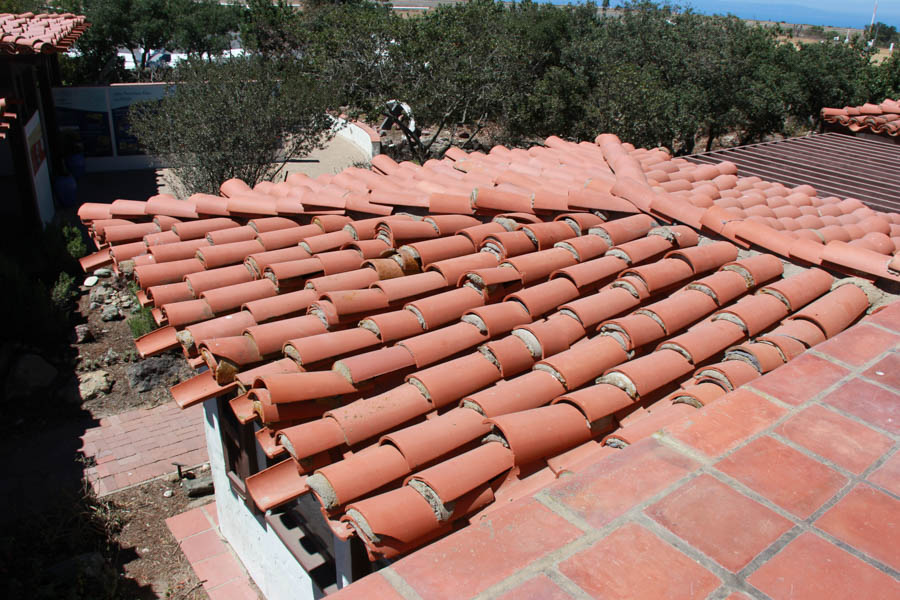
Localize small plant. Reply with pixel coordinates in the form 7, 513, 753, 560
127, 306, 157, 338
51, 272, 78, 312
63, 223, 88, 260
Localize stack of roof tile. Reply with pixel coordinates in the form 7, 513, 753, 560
0, 12, 88, 54
822, 99, 900, 137
76, 131, 894, 561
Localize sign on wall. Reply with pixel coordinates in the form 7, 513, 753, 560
25, 112, 54, 224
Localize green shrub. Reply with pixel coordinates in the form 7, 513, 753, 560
51, 272, 78, 313
126, 306, 156, 339
63, 224, 88, 261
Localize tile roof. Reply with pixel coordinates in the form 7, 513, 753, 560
689, 132, 900, 214
76, 132, 900, 584
822, 99, 900, 137
0, 12, 88, 55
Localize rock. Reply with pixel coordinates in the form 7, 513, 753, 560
100, 305, 121, 321
94, 268, 113, 278
101, 348, 119, 366
183, 474, 214, 498
89, 285, 109, 304
89, 302, 100, 310
74, 324, 93, 343
126, 354, 185, 393
163, 490, 174, 498
78, 370, 111, 400
5, 354, 57, 397
83, 275, 99, 287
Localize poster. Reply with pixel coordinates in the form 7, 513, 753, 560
51, 86, 113, 157
109, 84, 166, 156
25, 112, 54, 225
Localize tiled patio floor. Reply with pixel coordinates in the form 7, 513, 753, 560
166, 502, 259, 599
80, 401, 208, 496
336, 306, 900, 599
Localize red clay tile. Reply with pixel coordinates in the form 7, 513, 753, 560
716, 436, 847, 518
193, 551, 243, 590
166, 506, 213, 541
868, 452, 900, 496
862, 351, 900, 391
179, 528, 227, 563
823, 377, 900, 434
205, 578, 259, 600
815, 483, 900, 570
328, 573, 405, 599
775, 404, 893, 474
392, 499, 581, 600
865, 300, 900, 332
750, 352, 849, 405
814, 323, 900, 367
547, 438, 698, 528
495, 574, 572, 600
558, 523, 720, 600
646, 473, 793, 571
747, 532, 900, 600
666, 388, 786, 457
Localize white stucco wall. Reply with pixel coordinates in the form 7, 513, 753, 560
203, 398, 321, 600
331, 117, 381, 160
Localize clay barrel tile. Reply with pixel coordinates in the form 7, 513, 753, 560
456, 222, 506, 247
325, 383, 432, 446
146, 282, 193, 306
513, 314, 585, 358
300, 230, 355, 255
481, 230, 537, 258
133, 325, 179, 358
344, 486, 441, 550
535, 334, 629, 390
463, 370, 564, 418
200, 279, 277, 314
724, 342, 786, 374
505, 278, 579, 318
245, 246, 312, 277
400, 236, 476, 269
555, 382, 634, 424
109, 241, 150, 263
196, 239, 264, 270
246, 314, 328, 356
321, 288, 390, 317
658, 319, 745, 364
713, 292, 789, 336
398, 322, 488, 368
788, 282, 869, 339
333, 345, 416, 385
256, 225, 323, 251
759, 267, 834, 311
234, 357, 301, 391
694, 360, 759, 391
427, 252, 498, 284
185, 264, 254, 297
554, 235, 610, 262
179, 310, 257, 353
463, 302, 531, 338
148, 238, 210, 264
103, 222, 160, 245
207, 225, 257, 245
488, 404, 591, 467
171, 217, 238, 241
756, 333, 808, 361
599, 313, 666, 351
607, 235, 673, 266
479, 335, 536, 378
601, 349, 694, 400
199, 336, 261, 376
765, 319, 828, 348
256, 371, 357, 405
559, 285, 639, 327
306, 268, 380, 293
589, 214, 656, 246
405, 286, 485, 329
170, 370, 237, 409
552, 255, 628, 291
242, 289, 318, 324
407, 353, 502, 409
381, 407, 489, 472
310, 444, 411, 509
638, 289, 719, 335
721, 253, 783, 288
665, 241, 739, 274
619, 258, 694, 294
134, 258, 204, 290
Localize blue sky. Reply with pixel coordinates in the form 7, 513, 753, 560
538, 1, 899, 29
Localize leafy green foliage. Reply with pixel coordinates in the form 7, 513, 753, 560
129, 56, 334, 195
126, 306, 156, 338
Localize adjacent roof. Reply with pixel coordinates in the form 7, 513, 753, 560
822, 99, 900, 137
689, 132, 900, 215
0, 12, 88, 55
75, 132, 900, 593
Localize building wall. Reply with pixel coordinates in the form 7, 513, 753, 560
332, 117, 382, 160
202, 398, 320, 600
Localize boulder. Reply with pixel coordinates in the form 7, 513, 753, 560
127, 354, 184, 393
74, 324, 93, 343
78, 370, 112, 400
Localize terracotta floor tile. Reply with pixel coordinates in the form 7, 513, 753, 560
775, 404, 894, 474
815, 324, 900, 367
546, 438, 698, 529
179, 529, 227, 564
864, 302, 900, 333
863, 351, 900, 391
646, 474, 793, 572
815, 484, 900, 570
495, 575, 572, 600
206, 578, 259, 600
558, 523, 720, 599
666, 389, 787, 458
328, 573, 404, 600
747, 532, 900, 600
823, 378, 900, 434
203, 501, 219, 527
166, 507, 213, 541
868, 452, 900, 496
723, 593, 752, 600
716, 436, 847, 518
193, 551, 243, 590
751, 353, 849, 405
393, 499, 581, 600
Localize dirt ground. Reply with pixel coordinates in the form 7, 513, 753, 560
109, 478, 208, 600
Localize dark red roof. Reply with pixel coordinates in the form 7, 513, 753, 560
0, 12, 88, 55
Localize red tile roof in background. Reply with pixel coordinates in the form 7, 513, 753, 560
0, 12, 88, 55
822, 99, 900, 137
75, 132, 900, 596
689, 132, 900, 215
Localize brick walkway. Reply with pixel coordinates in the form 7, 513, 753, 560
166, 502, 259, 599
81, 401, 208, 496
337, 307, 900, 599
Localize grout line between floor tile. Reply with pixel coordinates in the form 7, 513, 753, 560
807, 526, 900, 580
542, 567, 594, 600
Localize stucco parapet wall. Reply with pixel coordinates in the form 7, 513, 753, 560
332, 115, 381, 160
